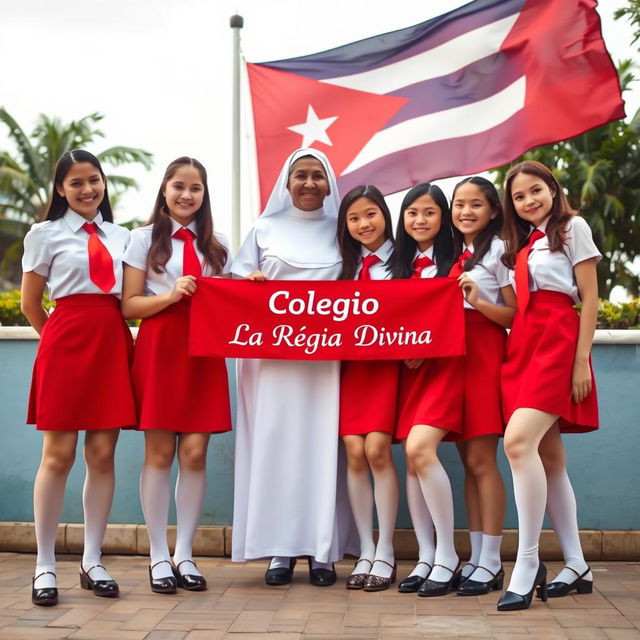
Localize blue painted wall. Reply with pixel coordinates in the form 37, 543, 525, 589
1, 337, 638, 529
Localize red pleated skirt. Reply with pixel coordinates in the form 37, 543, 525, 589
27, 294, 136, 431
458, 310, 507, 441
501, 290, 598, 433
132, 298, 232, 432
339, 360, 400, 437
395, 355, 464, 441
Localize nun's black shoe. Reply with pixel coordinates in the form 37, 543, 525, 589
265, 558, 296, 586
172, 560, 207, 591
308, 558, 336, 587
32, 572, 58, 606
79, 564, 119, 597
545, 566, 592, 597
417, 562, 462, 597
457, 566, 504, 596
149, 561, 177, 594
497, 562, 547, 611
398, 562, 431, 593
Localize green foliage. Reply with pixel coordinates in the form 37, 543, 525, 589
0, 108, 152, 286
597, 299, 640, 329
615, 0, 640, 50
491, 60, 640, 299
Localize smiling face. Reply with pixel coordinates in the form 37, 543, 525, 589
287, 157, 329, 211
163, 165, 205, 225
510, 171, 556, 227
55, 162, 106, 220
403, 193, 442, 252
451, 182, 496, 245
346, 197, 387, 251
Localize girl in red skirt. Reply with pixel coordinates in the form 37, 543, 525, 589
21, 150, 136, 606
496, 161, 600, 611
449, 177, 516, 596
390, 183, 463, 597
337, 185, 399, 592
122, 157, 232, 594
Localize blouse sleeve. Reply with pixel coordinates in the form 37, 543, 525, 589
231, 227, 261, 277
122, 227, 150, 271
215, 232, 233, 273
565, 216, 602, 266
22, 223, 52, 277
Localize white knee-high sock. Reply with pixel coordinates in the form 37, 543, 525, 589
82, 467, 115, 581
173, 467, 207, 577
33, 469, 66, 589
140, 465, 172, 580
463, 530, 483, 578
371, 465, 398, 579
406, 473, 435, 579
472, 534, 503, 582
346, 469, 376, 575
416, 462, 458, 583
546, 468, 591, 584
508, 454, 547, 595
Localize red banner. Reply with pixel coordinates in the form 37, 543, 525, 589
189, 278, 465, 361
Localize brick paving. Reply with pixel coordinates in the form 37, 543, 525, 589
0, 553, 638, 639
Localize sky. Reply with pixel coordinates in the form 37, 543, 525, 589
0, 0, 637, 245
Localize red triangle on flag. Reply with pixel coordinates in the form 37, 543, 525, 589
247, 63, 408, 209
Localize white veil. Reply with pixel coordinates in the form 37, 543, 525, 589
261, 148, 340, 218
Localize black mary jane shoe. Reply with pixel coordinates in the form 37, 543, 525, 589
265, 558, 296, 586
172, 560, 207, 591
417, 562, 462, 597
308, 558, 337, 587
148, 560, 178, 594
398, 562, 432, 593
497, 562, 547, 611
457, 565, 504, 596
32, 571, 58, 607
79, 564, 119, 598
545, 566, 593, 598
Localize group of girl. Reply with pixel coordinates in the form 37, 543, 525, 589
21, 147, 599, 614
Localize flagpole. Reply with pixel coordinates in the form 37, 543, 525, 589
230, 14, 243, 253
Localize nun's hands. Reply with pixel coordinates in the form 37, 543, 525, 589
246, 270, 268, 281
571, 358, 592, 403
169, 275, 197, 303
403, 358, 424, 370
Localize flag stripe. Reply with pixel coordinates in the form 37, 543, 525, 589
261, 0, 525, 80
384, 51, 521, 126
342, 76, 526, 175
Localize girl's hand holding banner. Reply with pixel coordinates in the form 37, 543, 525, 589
189, 278, 465, 360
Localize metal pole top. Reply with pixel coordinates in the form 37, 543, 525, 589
229, 15, 244, 28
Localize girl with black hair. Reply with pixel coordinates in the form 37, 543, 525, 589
391, 183, 463, 597
448, 177, 516, 596
121, 157, 231, 595
21, 150, 136, 606
337, 185, 399, 592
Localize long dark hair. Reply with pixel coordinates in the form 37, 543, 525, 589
147, 157, 228, 275
337, 185, 394, 280
501, 161, 575, 269
44, 150, 113, 222
451, 176, 503, 271
390, 183, 454, 279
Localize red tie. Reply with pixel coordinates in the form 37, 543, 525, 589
359, 254, 381, 281
173, 228, 202, 277
448, 249, 472, 278
411, 255, 434, 279
82, 222, 115, 293
515, 230, 545, 313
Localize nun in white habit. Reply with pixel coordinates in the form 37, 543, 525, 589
231, 148, 357, 586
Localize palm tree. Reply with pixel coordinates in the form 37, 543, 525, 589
0, 109, 152, 286
491, 60, 640, 298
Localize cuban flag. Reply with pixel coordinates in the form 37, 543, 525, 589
247, 0, 624, 208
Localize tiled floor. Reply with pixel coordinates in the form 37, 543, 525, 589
0, 553, 638, 639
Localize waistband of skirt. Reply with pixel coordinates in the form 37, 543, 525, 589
529, 290, 575, 307
54, 294, 121, 308
464, 308, 506, 329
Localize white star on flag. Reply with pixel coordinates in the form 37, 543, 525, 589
287, 105, 338, 148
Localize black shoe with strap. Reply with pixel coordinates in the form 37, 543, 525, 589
457, 565, 504, 596
545, 566, 592, 598
148, 560, 177, 594
398, 562, 432, 593
497, 562, 547, 611
172, 559, 207, 591
80, 564, 119, 598
417, 562, 462, 597
32, 571, 58, 607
